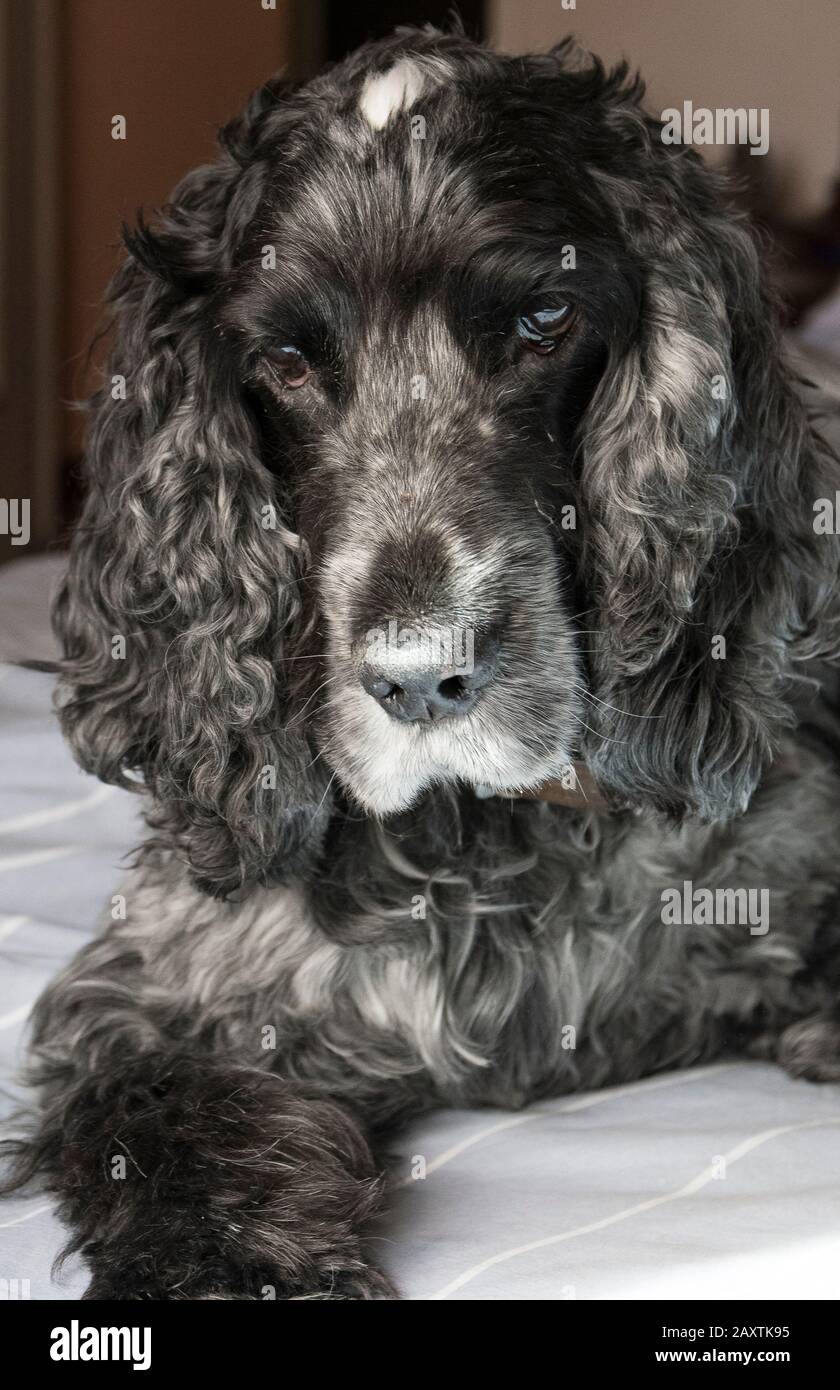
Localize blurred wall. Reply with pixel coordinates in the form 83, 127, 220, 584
490, 0, 840, 218
62, 0, 296, 457
1, 1, 60, 560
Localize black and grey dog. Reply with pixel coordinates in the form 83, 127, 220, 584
5, 28, 840, 1299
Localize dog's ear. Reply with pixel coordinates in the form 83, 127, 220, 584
54, 81, 331, 897
577, 74, 840, 820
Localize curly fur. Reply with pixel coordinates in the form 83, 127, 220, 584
4, 28, 840, 1299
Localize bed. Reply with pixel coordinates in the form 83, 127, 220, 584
2, 552, 840, 1300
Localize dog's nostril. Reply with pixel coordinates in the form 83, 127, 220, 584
369, 677, 401, 701
437, 675, 468, 701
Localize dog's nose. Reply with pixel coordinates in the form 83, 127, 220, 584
360, 634, 499, 723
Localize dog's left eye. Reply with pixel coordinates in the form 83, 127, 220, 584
516, 305, 578, 354
266, 345, 312, 389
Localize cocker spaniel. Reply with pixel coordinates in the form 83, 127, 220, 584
5, 27, 840, 1300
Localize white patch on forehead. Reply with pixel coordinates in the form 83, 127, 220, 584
359, 59, 427, 129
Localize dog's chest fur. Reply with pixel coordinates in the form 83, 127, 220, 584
103, 738, 840, 1117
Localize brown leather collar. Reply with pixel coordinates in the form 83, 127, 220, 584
506, 761, 610, 811
508, 750, 800, 812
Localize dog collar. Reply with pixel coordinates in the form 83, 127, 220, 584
475, 761, 609, 811
510, 761, 610, 810
507, 750, 799, 812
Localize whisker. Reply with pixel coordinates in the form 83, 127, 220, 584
313, 770, 338, 820
281, 653, 331, 662
569, 712, 628, 746
575, 687, 663, 721
285, 674, 340, 729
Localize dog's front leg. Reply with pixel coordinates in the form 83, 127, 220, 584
19, 1054, 392, 1301
1, 871, 408, 1300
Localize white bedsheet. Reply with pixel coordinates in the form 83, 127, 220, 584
2, 555, 840, 1300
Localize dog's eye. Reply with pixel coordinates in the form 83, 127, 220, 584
266, 345, 311, 389
516, 305, 577, 354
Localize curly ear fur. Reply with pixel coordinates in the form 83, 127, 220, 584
576, 60, 840, 819
54, 80, 330, 897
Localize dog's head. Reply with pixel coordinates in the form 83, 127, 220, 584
56, 30, 839, 894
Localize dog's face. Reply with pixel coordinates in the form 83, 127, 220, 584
56, 32, 836, 894
221, 55, 639, 813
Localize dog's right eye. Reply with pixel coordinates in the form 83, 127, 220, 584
265, 345, 311, 389
516, 304, 578, 354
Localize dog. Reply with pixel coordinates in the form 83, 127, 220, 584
4, 26, 840, 1300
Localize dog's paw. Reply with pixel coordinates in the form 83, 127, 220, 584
82, 1274, 165, 1301
83, 1263, 396, 1301
288, 1267, 397, 1300
775, 1016, 840, 1083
